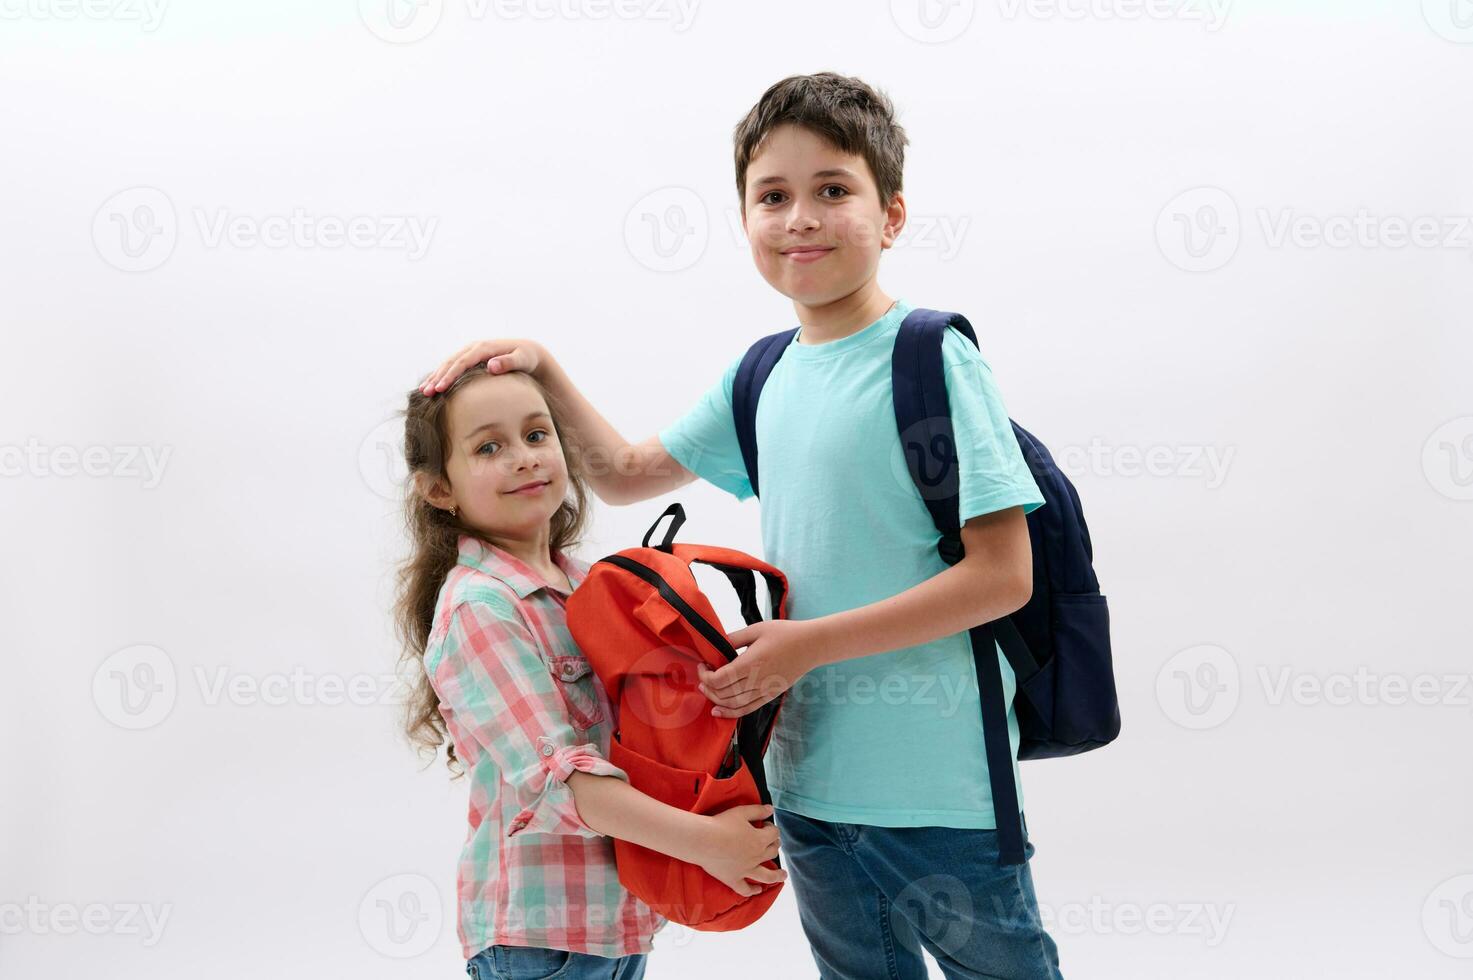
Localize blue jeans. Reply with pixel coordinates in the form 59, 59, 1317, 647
466, 944, 647, 980
774, 808, 1064, 980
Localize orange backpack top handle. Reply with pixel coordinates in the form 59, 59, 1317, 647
566, 503, 790, 931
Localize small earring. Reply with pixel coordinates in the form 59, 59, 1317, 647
449, 505, 457, 517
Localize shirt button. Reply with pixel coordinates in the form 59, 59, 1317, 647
540, 744, 555, 757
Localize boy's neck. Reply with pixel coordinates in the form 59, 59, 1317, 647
794, 284, 897, 346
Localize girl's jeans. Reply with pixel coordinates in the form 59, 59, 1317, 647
775, 807, 1064, 980
467, 944, 647, 980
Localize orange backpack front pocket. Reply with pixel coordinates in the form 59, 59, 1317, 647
607, 736, 781, 930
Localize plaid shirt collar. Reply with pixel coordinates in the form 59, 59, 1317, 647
456, 533, 588, 599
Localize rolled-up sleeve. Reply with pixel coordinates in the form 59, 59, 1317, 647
433, 598, 628, 838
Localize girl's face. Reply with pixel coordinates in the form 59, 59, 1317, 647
740, 122, 905, 310
435, 373, 570, 539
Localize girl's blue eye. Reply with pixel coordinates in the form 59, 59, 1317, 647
476, 441, 500, 456
527, 430, 547, 444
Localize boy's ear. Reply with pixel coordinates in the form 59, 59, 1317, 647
881, 191, 907, 249
413, 470, 455, 513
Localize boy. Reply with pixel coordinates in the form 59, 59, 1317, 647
422, 72, 1064, 980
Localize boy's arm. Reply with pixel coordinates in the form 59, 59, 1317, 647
698, 506, 1034, 718
421, 338, 696, 506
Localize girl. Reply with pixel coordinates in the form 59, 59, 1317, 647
393, 364, 785, 980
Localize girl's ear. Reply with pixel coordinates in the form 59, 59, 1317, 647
413, 471, 455, 513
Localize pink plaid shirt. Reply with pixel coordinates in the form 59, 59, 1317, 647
423, 533, 665, 959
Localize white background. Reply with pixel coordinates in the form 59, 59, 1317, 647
3, 1, 1471, 977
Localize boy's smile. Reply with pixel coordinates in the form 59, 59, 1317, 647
780, 244, 835, 263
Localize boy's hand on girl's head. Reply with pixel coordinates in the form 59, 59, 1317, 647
698, 620, 822, 719
420, 338, 548, 396
694, 804, 785, 898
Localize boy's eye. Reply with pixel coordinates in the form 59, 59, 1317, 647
820, 184, 848, 199
759, 190, 786, 206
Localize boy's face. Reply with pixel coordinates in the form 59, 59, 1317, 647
741, 122, 905, 310
427, 372, 570, 539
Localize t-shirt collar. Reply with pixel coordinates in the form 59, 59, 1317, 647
788, 298, 912, 359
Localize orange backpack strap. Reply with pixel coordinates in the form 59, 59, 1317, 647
670, 543, 789, 623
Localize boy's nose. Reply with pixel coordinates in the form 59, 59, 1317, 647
785, 208, 820, 234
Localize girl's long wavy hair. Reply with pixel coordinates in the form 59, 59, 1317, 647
392, 365, 591, 775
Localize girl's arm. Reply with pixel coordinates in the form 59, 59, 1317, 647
567, 773, 782, 897
433, 595, 782, 896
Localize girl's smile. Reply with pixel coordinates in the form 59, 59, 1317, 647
505, 479, 552, 495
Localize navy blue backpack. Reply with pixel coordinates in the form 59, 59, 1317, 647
732, 307, 1120, 866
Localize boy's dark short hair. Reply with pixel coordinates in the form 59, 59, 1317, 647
733, 72, 908, 211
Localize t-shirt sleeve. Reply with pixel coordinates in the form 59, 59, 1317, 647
657, 353, 754, 501
945, 354, 1046, 522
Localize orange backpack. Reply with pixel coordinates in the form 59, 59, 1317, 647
566, 503, 788, 931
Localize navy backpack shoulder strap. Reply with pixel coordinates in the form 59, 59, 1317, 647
892, 307, 1027, 867
891, 308, 976, 553
732, 327, 799, 499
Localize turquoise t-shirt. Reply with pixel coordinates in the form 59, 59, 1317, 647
658, 298, 1045, 829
